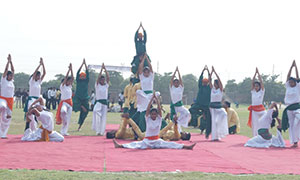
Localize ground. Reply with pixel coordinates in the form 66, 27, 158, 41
0, 104, 296, 180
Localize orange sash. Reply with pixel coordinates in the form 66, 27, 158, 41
0, 96, 13, 111
145, 135, 159, 140
39, 125, 52, 142
247, 104, 265, 128
56, 99, 73, 125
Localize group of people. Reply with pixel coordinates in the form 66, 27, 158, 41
0, 23, 299, 151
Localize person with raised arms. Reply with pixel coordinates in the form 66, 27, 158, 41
24, 58, 46, 131
0, 54, 15, 139
56, 63, 74, 136
209, 66, 228, 141
92, 63, 110, 136
169, 66, 191, 133
248, 67, 266, 137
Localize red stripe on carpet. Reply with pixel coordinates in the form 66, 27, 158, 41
1, 124, 300, 174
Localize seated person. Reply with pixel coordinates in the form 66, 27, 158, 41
223, 101, 240, 134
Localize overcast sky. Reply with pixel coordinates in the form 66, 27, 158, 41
0, 0, 300, 83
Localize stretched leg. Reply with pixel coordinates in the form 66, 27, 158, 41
204, 108, 212, 139
138, 111, 146, 132
77, 100, 89, 131
49, 131, 64, 142
115, 117, 129, 139
189, 103, 201, 127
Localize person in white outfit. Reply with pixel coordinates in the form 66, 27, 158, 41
282, 60, 300, 148
55, 63, 74, 136
209, 66, 228, 141
92, 63, 110, 136
245, 102, 285, 148
24, 58, 46, 131
169, 66, 191, 132
248, 67, 265, 137
113, 93, 196, 150
0, 54, 15, 139
22, 97, 64, 142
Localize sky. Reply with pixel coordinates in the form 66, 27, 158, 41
0, 0, 300, 83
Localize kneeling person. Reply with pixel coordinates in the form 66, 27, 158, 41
22, 97, 64, 142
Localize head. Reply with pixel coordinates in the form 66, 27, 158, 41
99, 75, 106, 85
214, 79, 219, 89
143, 67, 150, 77
223, 101, 231, 109
180, 132, 191, 141
66, 77, 73, 86
130, 77, 134, 84
150, 108, 158, 120
106, 130, 117, 139
173, 79, 180, 88
34, 71, 41, 81
138, 32, 143, 40
254, 81, 261, 92
79, 72, 86, 80
202, 78, 209, 86
271, 110, 279, 128
6, 71, 13, 81
289, 77, 297, 87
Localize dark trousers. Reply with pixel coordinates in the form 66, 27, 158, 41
229, 125, 237, 134
189, 103, 212, 136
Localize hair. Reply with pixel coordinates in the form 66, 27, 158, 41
100, 75, 105, 79
61, 76, 73, 83
271, 110, 279, 128
214, 79, 219, 85
143, 66, 150, 72
180, 132, 191, 141
150, 108, 158, 114
224, 101, 231, 108
7, 71, 12, 76
130, 77, 134, 82
106, 130, 117, 139
36, 71, 41, 76
289, 77, 297, 83
173, 79, 179, 83
254, 81, 261, 87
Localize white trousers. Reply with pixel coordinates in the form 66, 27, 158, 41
210, 108, 228, 140
175, 106, 191, 132
27, 98, 39, 131
21, 128, 64, 142
251, 111, 266, 137
92, 102, 108, 135
60, 102, 73, 135
245, 129, 285, 148
0, 99, 12, 138
122, 138, 184, 149
136, 90, 160, 112
287, 109, 300, 144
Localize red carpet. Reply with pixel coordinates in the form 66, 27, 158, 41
1, 124, 300, 174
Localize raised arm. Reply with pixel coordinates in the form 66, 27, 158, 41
134, 23, 142, 42
177, 67, 183, 87
287, 60, 295, 82
170, 67, 177, 86
146, 94, 155, 117
154, 93, 162, 117
32, 60, 42, 79
3, 54, 11, 78
295, 61, 299, 79
141, 24, 147, 42
256, 68, 264, 90
138, 55, 146, 75
145, 55, 153, 73
97, 63, 104, 85
9, 56, 15, 76
209, 67, 214, 89
252, 68, 257, 90
103, 63, 110, 83
29, 97, 45, 110
213, 66, 223, 91
62, 63, 72, 86
40, 58, 46, 81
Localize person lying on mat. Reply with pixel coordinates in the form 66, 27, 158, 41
21, 97, 64, 142
113, 92, 196, 150
107, 113, 191, 141
245, 102, 285, 148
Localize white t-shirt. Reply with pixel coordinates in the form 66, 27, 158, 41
29, 77, 42, 97
95, 83, 109, 100
60, 84, 72, 101
145, 115, 162, 137
139, 72, 154, 91
251, 89, 265, 106
1, 76, 14, 98
170, 85, 184, 104
37, 110, 54, 132
210, 87, 223, 102
258, 109, 274, 129
284, 82, 300, 105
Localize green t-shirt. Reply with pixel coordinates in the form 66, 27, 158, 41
75, 69, 89, 99
196, 72, 211, 106
135, 30, 147, 56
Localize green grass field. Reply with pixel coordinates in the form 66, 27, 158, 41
0, 104, 296, 180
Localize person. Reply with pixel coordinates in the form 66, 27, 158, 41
22, 97, 64, 142
118, 91, 124, 111
56, 88, 61, 105
189, 66, 212, 138
50, 87, 57, 110
45, 88, 51, 109
131, 22, 151, 75
73, 59, 90, 131
209, 66, 228, 141
22, 89, 28, 109
0, 54, 15, 139
113, 93, 196, 150
281, 60, 300, 148
132, 54, 160, 132
169, 66, 191, 133
89, 90, 95, 111
245, 102, 285, 148
56, 63, 74, 136
129, 80, 140, 118
92, 63, 110, 136
24, 58, 46, 131
223, 101, 240, 134
123, 78, 134, 114
15, 88, 22, 108
248, 68, 265, 137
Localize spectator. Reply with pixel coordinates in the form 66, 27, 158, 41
15, 88, 22, 108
